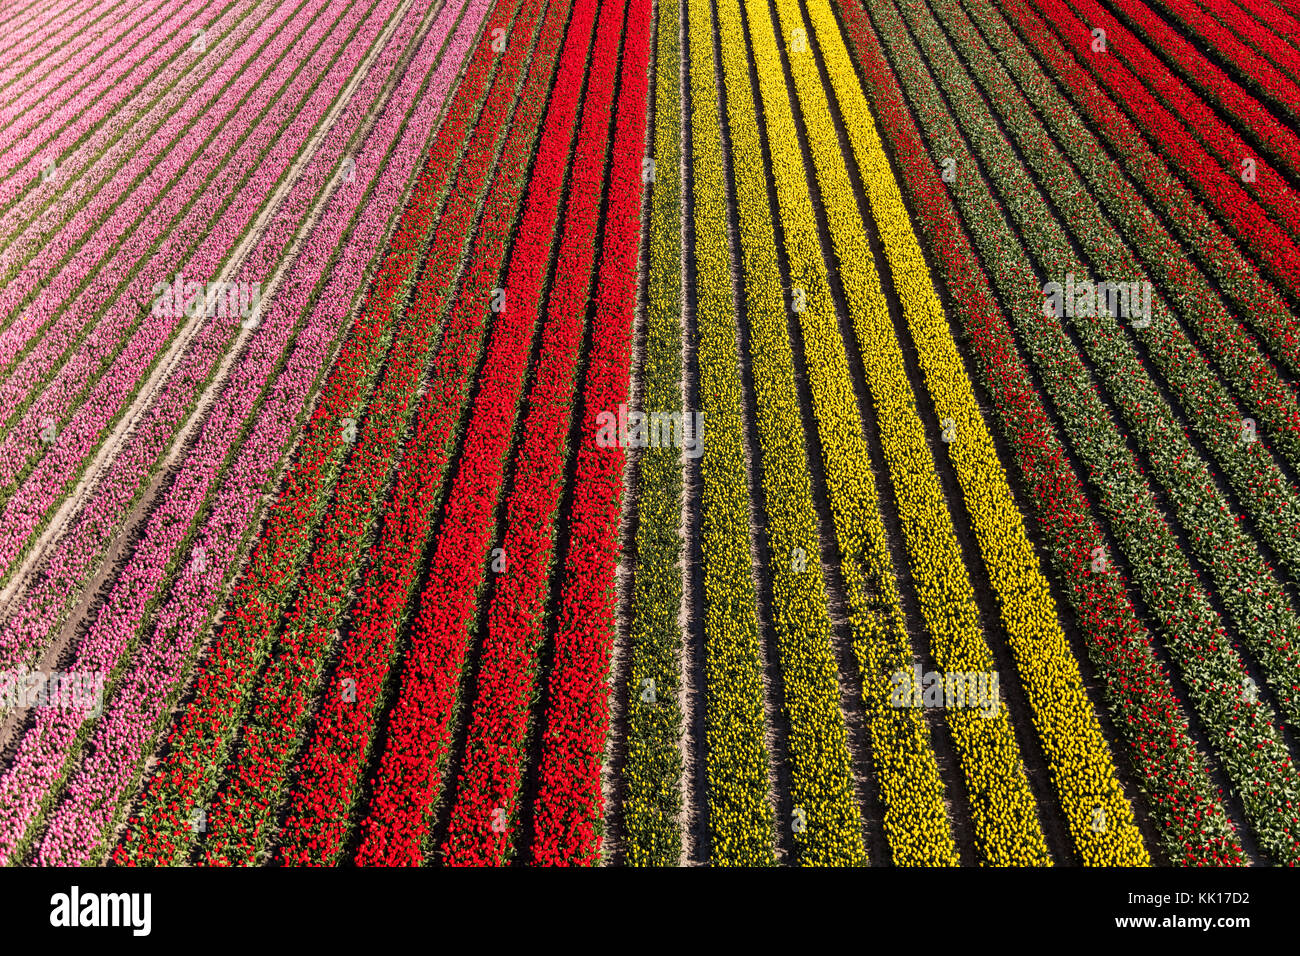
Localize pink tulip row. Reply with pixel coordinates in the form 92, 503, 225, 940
0, 0, 265, 273
0, 0, 121, 93
0, 0, 73, 57
0, 0, 349, 552
0, 0, 421, 676
0, 0, 179, 163
0, 0, 317, 393
0, 0, 230, 219
0, 0, 386, 586
0, 0, 143, 114
0, 0, 450, 861
0, 0, 336, 467
0, 0, 326, 390
0, 0, 420, 773
11, 0, 486, 868
0, 0, 154, 109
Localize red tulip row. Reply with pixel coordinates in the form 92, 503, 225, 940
1231, 0, 1300, 52
196, 0, 550, 866
982, 8, 1300, 586
1033, 0, 1300, 248
436, 0, 649, 867
990, 0, 1300, 378
899, 0, 1300, 726
1214, 0, 1300, 77
833, 0, 1242, 865
274, 0, 599, 866
929, 0, 1300, 491
855, 0, 1300, 862
1144, 0, 1300, 120
1013, 0, 1300, 303
1277, 0, 1300, 28
351, 0, 627, 866
910, 0, 1300, 587
109, 0, 520, 866
526, 0, 650, 867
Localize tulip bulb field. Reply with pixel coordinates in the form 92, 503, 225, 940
0, 0, 1298, 871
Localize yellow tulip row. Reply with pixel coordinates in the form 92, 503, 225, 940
714, 0, 874, 866
623, 0, 686, 866
787, 0, 1149, 865
738, 0, 1053, 864
714, 0, 956, 866
687, 0, 778, 866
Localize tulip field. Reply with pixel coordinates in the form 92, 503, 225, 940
0, 0, 1297, 870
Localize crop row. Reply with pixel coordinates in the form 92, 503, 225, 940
797, 0, 1148, 865
0, 0, 357, 574
936, 0, 1300, 478
0, 0, 213, 178
0, 0, 326, 545
527, 0, 652, 866
0, 0, 400, 656
1149, 0, 1300, 116
854, 0, 1300, 862
0, 0, 119, 88
987, 0, 1300, 379
436, 0, 642, 867
1026, 0, 1300, 299
830, 0, 1244, 865
194, 0, 544, 869
918, 0, 1300, 696
1101, 0, 1300, 172
0, 0, 261, 271
0, 0, 436, 693
0, 0, 401, 617
620, 0, 688, 867
755, 0, 1048, 865
353, 0, 628, 865
274, 0, 599, 866
724, 0, 960, 868
0, 0, 437, 858
0, 0, 483, 865
724, 0, 874, 866
1227, 0, 1300, 59
0, 0, 318, 390
684, 0, 778, 866
893, 0, 1300, 730
114, 0, 528, 867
